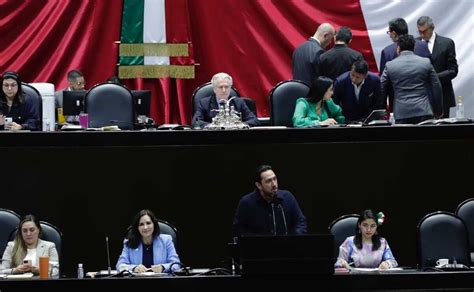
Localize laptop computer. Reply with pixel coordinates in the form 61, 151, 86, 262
362, 109, 389, 126
238, 234, 335, 276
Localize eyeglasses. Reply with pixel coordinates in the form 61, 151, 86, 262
2, 83, 18, 89
386, 30, 391, 35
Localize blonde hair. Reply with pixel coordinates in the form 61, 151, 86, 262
11, 215, 41, 267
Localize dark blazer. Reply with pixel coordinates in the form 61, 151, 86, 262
292, 38, 325, 85
192, 94, 259, 128
319, 44, 363, 80
379, 39, 432, 75
333, 71, 383, 122
417, 34, 458, 114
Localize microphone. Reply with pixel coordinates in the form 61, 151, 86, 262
277, 204, 288, 235
271, 203, 277, 235
106, 236, 112, 275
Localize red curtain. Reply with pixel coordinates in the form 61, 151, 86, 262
0, 0, 375, 125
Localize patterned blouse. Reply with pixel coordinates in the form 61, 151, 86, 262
335, 236, 398, 268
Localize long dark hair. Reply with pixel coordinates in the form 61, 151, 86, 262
353, 209, 381, 251
0, 71, 25, 106
126, 209, 161, 248
306, 76, 333, 114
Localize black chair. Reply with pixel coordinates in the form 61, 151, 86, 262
328, 214, 359, 258
269, 79, 310, 126
0, 208, 21, 257
417, 211, 471, 269
84, 83, 135, 130
126, 219, 178, 248
21, 83, 43, 131
456, 198, 474, 263
191, 82, 257, 117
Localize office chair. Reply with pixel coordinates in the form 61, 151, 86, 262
0, 208, 21, 257
328, 214, 359, 258
21, 83, 43, 131
191, 82, 257, 116
126, 219, 178, 248
269, 79, 310, 126
417, 211, 471, 269
85, 83, 135, 130
455, 198, 474, 263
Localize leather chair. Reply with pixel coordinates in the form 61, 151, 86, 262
21, 83, 42, 131
417, 211, 471, 268
455, 198, 474, 263
328, 214, 359, 258
191, 82, 257, 118
126, 219, 178, 248
269, 80, 310, 126
0, 208, 21, 257
85, 83, 135, 130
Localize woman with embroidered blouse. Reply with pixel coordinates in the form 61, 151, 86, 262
335, 209, 398, 270
292, 76, 345, 127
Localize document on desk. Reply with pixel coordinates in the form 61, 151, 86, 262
4, 272, 34, 279
351, 268, 403, 273
132, 271, 168, 277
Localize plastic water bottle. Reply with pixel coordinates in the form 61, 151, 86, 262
77, 263, 84, 279
389, 113, 395, 125
455, 96, 464, 119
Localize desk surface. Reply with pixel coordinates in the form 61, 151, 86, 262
1, 271, 474, 291
1, 124, 473, 147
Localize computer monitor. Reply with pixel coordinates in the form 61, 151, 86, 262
362, 109, 388, 126
132, 90, 151, 116
238, 234, 335, 276
62, 90, 86, 116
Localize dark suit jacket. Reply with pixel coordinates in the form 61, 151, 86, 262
319, 44, 363, 80
379, 39, 432, 75
333, 71, 383, 122
192, 95, 259, 128
292, 38, 325, 85
417, 34, 458, 110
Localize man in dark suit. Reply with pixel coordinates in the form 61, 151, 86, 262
292, 23, 335, 85
333, 60, 383, 123
417, 16, 458, 118
320, 26, 363, 81
192, 72, 259, 129
380, 35, 442, 124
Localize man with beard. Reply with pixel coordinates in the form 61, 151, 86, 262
232, 165, 307, 237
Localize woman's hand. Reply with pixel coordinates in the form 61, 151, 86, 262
133, 264, 148, 273
5, 122, 22, 131
15, 263, 32, 273
379, 261, 391, 270
339, 259, 351, 269
319, 118, 338, 126
151, 264, 164, 273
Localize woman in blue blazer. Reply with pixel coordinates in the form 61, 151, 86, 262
116, 209, 180, 273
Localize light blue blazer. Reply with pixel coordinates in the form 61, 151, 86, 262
115, 234, 180, 272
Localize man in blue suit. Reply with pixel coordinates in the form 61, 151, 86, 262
192, 72, 259, 129
333, 60, 384, 123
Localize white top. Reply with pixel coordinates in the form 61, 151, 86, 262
352, 79, 365, 102
426, 32, 436, 54
24, 248, 37, 266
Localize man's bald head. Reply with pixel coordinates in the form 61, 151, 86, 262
314, 23, 336, 48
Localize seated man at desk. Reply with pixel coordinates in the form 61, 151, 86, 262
192, 72, 259, 129
55, 69, 86, 124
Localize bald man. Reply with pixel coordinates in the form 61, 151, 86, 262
292, 23, 336, 85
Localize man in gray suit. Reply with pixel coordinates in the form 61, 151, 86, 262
381, 35, 442, 124
417, 16, 458, 118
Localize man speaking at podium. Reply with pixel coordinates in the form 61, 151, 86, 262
232, 165, 307, 237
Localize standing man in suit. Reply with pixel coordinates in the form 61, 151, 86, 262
417, 16, 458, 118
320, 26, 363, 80
292, 23, 336, 85
380, 35, 442, 124
333, 60, 383, 123
192, 72, 259, 129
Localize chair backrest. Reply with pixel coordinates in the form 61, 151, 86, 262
328, 214, 359, 258
269, 80, 310, 126
417, 211, 471, 268
191, 82, 241, 115
126, 219, 178, 248
0, 209, 21, 257
21, 83, 43, 131
85, 83, 135, 130
455, 198, 474, 262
